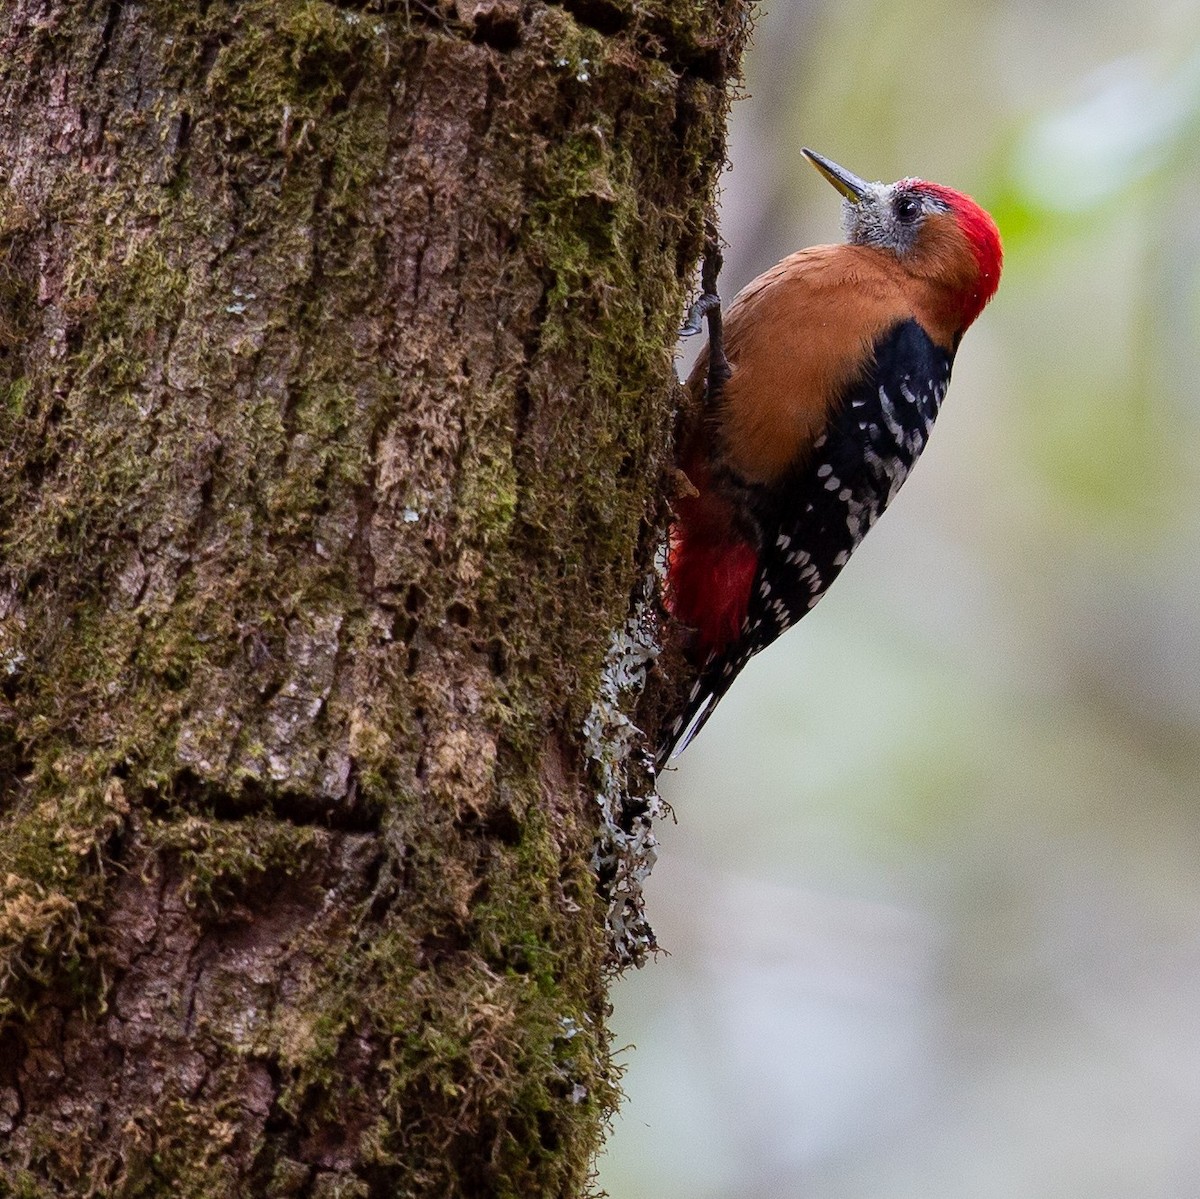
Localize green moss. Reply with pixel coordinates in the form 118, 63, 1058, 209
484, 39, 715, 742
455, 404, 521, 572
200, 2, 385, 150
9, 1171, 52, 1199
0, 0, 397, 1016
0, 375, 29, 417
147, 813, 324, 910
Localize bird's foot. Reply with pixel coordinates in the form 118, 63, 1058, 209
679, 291, 721, 338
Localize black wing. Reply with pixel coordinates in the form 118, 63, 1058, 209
658, 319, 953, 766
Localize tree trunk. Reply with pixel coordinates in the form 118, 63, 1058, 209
0, 1, 746, 1194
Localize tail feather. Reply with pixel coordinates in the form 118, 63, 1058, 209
654, 653, 744, 768
656, 682, 713, 769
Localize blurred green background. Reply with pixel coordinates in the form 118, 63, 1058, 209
599, 0, 1200, 1195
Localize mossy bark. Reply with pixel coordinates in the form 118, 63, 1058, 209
0, 1, 746, 1195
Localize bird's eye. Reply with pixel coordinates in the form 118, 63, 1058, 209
894, 194, 922, 223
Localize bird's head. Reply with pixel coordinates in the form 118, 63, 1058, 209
803, 148, 1002, 335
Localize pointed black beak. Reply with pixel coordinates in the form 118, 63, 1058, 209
802, 148, 873, 204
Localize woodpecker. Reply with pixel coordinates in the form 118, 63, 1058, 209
660, 149, 1002, 762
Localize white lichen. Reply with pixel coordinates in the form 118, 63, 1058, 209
583, 579, 664, 970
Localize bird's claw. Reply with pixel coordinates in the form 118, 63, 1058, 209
679, 291, 722, 338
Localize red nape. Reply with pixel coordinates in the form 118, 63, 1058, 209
666, 522, 758, 656
921, 182, 1003, 320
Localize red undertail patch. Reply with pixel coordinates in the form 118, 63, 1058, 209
667, 524, 757, 657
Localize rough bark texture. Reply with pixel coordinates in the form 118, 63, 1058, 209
0, 1, 747, 1195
